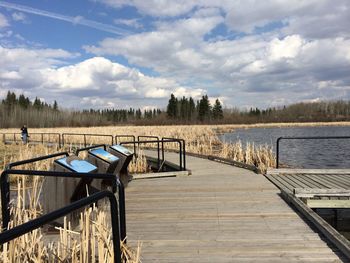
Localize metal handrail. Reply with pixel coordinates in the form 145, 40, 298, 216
27, 133, 62, 147
0, 169, 126, 241
162, 137, 186, 171
120, 138, 186, 171
0, 133, 21, 143
0, 190, 122, 263
115, 135, 136, 153
138, 136, 160, 169
276, 136, 350, 168
75, 144, 106, 156
0, 132, 61, 147
62, 133, 114, 147
6, 151, 69, 169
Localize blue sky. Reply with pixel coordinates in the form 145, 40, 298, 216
0, 0, 350, 110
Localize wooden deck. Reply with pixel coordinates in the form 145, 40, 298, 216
125, 153, 346, 262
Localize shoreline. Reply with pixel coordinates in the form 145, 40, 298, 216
1, 121, 350, 133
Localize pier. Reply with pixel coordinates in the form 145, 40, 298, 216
126, 152, 347, 262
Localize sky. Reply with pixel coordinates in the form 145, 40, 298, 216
0, 0, 349, 110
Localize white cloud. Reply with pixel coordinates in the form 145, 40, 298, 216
84, 0, 350, 108
98, 0, 199, 17
114, 18, 142, 29
0, 46, 200, 108
268, 35, 304, 61
12, 12, 26, 22
0, 13, 9, 27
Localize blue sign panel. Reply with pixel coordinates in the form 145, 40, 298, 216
90, 148, 119, 163
56, 157, 97, 173
110, 145, 133, 156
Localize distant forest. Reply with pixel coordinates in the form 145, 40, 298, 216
1, 90, 350, 128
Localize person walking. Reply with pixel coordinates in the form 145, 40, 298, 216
20, 125, 29, 144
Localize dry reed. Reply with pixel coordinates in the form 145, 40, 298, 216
0, 145, 141, 262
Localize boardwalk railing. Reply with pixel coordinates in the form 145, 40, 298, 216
62, 133, 114, 147
120, 137, 186, 171
0, 169, 126, 239
1, 132, 186, 171
0, 190, 123, 263
1, 132, 61, 147
276, 136, 350, 168
1, 152, 127, 241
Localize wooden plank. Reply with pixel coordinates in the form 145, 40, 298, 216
301, 173, 344, 189
126, 152, 347, 262
293, 174, 327, 188
281, 190, 350, 259
306, 199, 350, 208
322, 174, 350, 188
268, 168, 350, 175
132, 170, 189, 180
285, 174, 316, 188
294, 188, 350, 195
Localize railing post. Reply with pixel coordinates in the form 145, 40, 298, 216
276, 137, 282, 168
58, 134, 61, 148
1, 171, 10, 230
84, 134, 87, 147
182, 139, 186, 171
117, 180, 126, 242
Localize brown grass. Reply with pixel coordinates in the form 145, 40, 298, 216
1, 124, 279, 172
0, 145, 141, 262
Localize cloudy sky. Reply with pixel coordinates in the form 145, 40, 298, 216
0, 0, 349, 110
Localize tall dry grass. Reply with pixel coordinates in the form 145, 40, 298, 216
1, 124, 278, 172
0, 144, 141, 262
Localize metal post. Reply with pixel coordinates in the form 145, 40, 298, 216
276, 137, 281, 168
182, 139, 186, 171
118, 180, 126, 242
58, 134, 61, 148
1, 172, 10, 230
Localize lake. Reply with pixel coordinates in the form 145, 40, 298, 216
219, 125, 350, 168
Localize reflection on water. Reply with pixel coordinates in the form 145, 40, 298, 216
219, 126, 350, 168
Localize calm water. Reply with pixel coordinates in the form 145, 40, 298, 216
219, 126, 350, 168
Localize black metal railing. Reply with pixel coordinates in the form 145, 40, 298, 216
138, 136, 160, 169
0, 190, 122, 263
75, 144, 107, 156
0, 133, 21, 144
1, 132, 186, 170
62, 133, 114, 147
0, 132, 62, 147
6, 151, 69, 169
120, 137, 186, 171
115, 135, 136, 153
162, 137, 186, 171
276, 136, 350, 168
0, 169, 126, 241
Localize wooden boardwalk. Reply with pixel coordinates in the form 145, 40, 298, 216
126, 153, 346, 262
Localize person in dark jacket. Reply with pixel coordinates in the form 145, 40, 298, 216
20, 125, 29, 144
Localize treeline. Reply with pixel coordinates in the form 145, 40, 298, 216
2, 90, 350, 128
0, 91, 162, 128
166, 94, 223, 122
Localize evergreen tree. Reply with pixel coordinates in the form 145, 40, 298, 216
212, 99, 224, 120
188, 97, 196, 120
198, 95, 211, 122
53, 100, 58, 111
33, 97, 42, 109
167, 93, 178, 118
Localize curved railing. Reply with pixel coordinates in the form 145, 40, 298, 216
0, 190, 123, 263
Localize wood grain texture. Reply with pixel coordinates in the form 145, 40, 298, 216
125, 152, 346, 262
